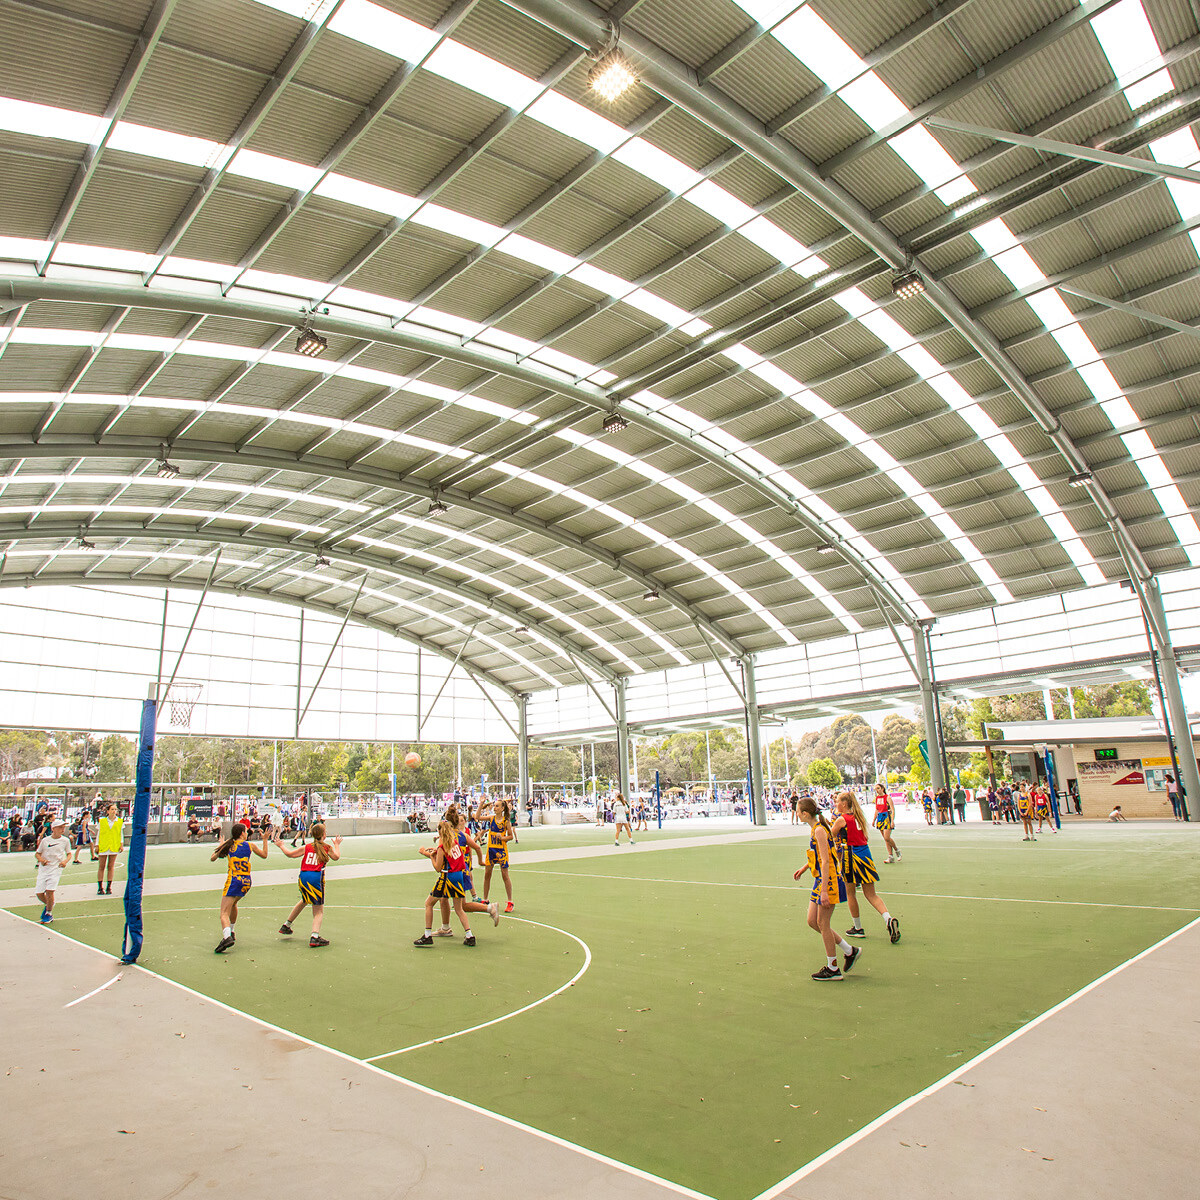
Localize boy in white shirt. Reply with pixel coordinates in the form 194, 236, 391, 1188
36, 814, 72, 923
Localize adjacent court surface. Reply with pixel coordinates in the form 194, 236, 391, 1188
4, 818, 1198, 1200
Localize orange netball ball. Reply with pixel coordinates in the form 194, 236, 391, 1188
404, 751, 422, 768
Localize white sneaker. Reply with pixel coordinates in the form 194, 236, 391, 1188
432, 927, 454, 937
489, 901, 500, 927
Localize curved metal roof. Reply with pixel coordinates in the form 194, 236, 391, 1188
1, 0, 1198, 695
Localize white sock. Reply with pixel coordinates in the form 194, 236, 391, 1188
424, 928, 432, 937
221, 926, 232, 938
827, 956, 838, 970
882, 911, 891, 924
836, 938, 853, 955
851, 916, 863, 930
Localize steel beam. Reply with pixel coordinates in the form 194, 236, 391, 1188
0, 515, 616, 680
38, 0, 180, 275
0, 567, 518, 696
0, 274, 907, 642
495, 0, 1147, 586
925, 117, 1200, 186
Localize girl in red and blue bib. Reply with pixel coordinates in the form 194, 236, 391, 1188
832, 791, 900, 945
414, 820, 499, 948
275, 821, 342, 947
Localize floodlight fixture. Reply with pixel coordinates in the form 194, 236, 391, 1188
77, 527, 95, 551
428, 496, 448, 517
1067, 470, 1093, 488
642, 587, 659, 601
296, 305, 330, 358
891, 269, 925, 300
588, 20, 637, 104
314, 552, 331, 568
602, 408, 628, 434
156, 442, 180, 479
815, 541, 837, 555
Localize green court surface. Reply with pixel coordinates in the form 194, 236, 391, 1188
0, 820, 733, 886
11, 822, 1200, 1200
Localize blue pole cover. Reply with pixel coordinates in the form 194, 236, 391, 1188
121, 698, 157, 964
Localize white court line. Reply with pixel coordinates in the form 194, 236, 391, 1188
521, 869, 1200, 913
63, 971, 122, 1007
33, 902, 593, 1058
2, 908, 711, 1200
362, 911, 591, 1061
749, 911, 1200, 1200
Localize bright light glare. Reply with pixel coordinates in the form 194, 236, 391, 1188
589, 51, 638, 103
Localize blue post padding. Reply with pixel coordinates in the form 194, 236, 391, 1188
1042, 749, 1062, 830
655, 770, 662, 830
121, 698, 157, 964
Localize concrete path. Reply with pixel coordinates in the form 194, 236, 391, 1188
769, 917, 1200, 1200
0, 910, 701, 1200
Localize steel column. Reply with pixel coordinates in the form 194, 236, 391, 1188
1142, 580, 1199, 815
913, 623, 947, 793
615, 676, 630, 801
517, 693, 531, 821
742, 655, 766, 826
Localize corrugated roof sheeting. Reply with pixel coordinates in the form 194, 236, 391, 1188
2, 0, 1200, 689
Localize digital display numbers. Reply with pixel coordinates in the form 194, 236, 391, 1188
1094, 748, 1119, 760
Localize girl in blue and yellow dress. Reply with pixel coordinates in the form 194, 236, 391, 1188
427, 804, 486, 937
872, 782, 901, 862
793, 796, 859, 981
921, 789, 935, 825
414, 820, 498, 947
482, 800, 515, 913
831, 791, 901, 945
211, 822, 270, 953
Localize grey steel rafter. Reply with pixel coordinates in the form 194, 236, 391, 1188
812, 0, 1125, 176
0, 516, 618, 679
497, 0, 1153, 590
36, 0, 179, 275
219, 0, 480, 296
142, 0, 350, 282
923, 117, 1200, 185
0, 568, 519, 697
0, 274, 916, 631
0, 427, 742, 656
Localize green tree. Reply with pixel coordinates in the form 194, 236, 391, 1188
95, 734, 134, 782
875, 714, 918, 772
0, 730, 52, 784
806, 757, 842, 789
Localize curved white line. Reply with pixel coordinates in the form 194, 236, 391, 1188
360, 911, 591, 1062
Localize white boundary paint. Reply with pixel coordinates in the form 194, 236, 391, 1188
63, 970, 122, 1007
3, 907, 713, 1200
38, 901, 593, 1061
748, 912, 1200, 1200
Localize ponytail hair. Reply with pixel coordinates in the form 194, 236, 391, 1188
215, 822, 246, 858
310, 821, 331, 866
836, 790, 868, 831
438, 820, 455, 858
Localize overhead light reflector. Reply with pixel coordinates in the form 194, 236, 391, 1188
602, 409, 628, 434
296, 328, 328, 357
642, 587, 659, 601
1067, 470, 1093, 488
428, 497, 448, 516
892, 269, 925, 299
589, 50, 638, 103
588, 19, 637, 104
